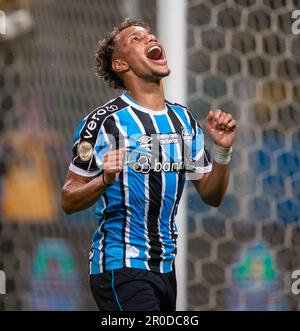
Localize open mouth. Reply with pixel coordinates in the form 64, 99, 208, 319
146, 45, 166, 63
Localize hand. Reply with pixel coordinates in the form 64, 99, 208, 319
206, 110, 237, 148
103, 148, 126, 185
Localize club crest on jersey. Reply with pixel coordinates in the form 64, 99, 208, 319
182, 128, 192, 143
137, 135, 152, 148
77, 141, 93, 161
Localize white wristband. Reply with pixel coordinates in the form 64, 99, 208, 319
213, 144, 233, 165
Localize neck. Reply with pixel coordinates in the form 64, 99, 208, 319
125, 78, 166, 111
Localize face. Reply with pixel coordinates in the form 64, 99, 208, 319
112, 26, 170, 81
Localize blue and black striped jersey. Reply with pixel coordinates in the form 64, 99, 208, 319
70, 93, 212, 274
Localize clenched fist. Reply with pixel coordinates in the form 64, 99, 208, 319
206, 109, 237, 148
103, 148, 126, 185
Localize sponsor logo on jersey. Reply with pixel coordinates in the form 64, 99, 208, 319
137, 135, 153, 148
83, 104, 119, 139
132, 155, 151, 173
77, 141, 93, 161
105, 105, 118, 112
157, 133, 179, 145
132, 155, 184, 173
138, 133, 180, 148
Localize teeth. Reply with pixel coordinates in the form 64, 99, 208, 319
148, 45, 161, 53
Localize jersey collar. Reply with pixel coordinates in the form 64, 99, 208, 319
121, 92, 168, 115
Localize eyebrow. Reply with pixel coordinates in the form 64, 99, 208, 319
127, 31, 144, 40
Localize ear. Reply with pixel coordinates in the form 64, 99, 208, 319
112, 58, 129, 73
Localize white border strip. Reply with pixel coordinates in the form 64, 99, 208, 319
69, 163, 100, 177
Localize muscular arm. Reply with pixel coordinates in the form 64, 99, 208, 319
191, 109, 237, 208
61, 149, 125, 214
61, 171, 107, 214
191, 162, 230, 208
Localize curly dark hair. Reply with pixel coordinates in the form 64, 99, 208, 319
95, 18, 150, 90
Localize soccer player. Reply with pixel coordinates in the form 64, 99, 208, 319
61, 19, 237, 311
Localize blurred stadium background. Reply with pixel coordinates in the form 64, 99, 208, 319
0, 0, 300, 310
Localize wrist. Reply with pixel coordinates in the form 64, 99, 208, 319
102, 173, 113, 187
213, 144, 233, 165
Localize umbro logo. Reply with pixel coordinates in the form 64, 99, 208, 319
137, 135, 152, 148
137, 135, 152, 144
